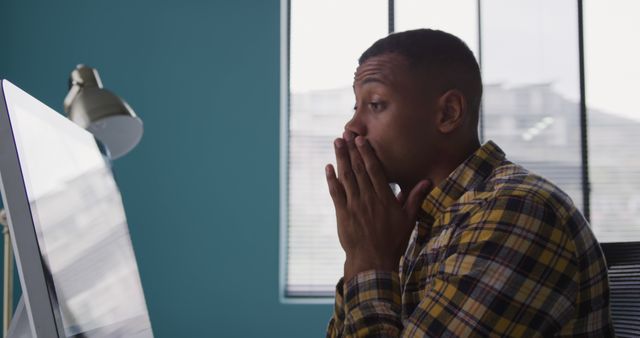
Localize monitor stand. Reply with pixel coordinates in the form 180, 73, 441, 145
7, 297, 30, 338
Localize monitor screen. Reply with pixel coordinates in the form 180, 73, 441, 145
0, 80, 153, 337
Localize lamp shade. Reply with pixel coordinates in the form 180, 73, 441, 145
63, 65, 143, 159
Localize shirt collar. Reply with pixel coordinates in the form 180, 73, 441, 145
418, 140, 505, 223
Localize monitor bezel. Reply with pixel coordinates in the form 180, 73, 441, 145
0, 79, 69, 338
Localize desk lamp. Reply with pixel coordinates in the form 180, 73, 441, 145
64, 65, 143, 159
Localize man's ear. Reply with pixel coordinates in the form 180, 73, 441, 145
435, 89, 466, 134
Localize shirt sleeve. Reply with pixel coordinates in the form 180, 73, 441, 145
327, 195, 580, 337
327, 271, 403, 338
327, 278, 346, 338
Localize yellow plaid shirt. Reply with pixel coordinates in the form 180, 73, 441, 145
327, 141, 614, 337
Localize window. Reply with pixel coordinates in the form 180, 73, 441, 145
284, 0, 388, 299
481, 0, 584, 210
281, 0, 640, 300
584, 0, 640, 241
395, 0, 478, 57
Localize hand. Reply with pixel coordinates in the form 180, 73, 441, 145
325, 132, 432, 283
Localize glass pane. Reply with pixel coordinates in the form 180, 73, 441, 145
481, 0, 583, 211
395, 0, 478, 58
288, 0, 387, 296
585, 0, 640, 242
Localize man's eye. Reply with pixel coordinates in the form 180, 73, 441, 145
353, 102, 384, 111
369, 102, 383, 111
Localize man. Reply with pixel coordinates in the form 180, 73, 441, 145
325, 29, 613, 337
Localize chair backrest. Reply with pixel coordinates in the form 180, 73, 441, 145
600, 242, 640, 338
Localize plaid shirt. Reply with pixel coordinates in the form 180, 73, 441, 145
327, 141, 614, 337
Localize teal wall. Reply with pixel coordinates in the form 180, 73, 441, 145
0, 0, 332, 336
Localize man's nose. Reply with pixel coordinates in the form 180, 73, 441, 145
344, 112, 366, 137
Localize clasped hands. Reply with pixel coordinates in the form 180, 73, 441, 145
325, 131, 432, 283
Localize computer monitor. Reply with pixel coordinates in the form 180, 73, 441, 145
0, 80, 153, 337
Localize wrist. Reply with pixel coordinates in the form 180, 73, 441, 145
344, 254, 399, 283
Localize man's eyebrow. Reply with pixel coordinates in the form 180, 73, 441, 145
353, 75, 387, 88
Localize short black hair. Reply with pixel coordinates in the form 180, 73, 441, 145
359, 29, 483, 116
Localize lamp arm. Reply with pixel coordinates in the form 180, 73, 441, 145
0, 209, 13, 338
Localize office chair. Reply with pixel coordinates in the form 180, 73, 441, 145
600, 241, 640, 338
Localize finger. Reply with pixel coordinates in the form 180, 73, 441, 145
344, 132, 375, 197
355, 136, 393, 198
325, 164, 346, 207
334, 138, 358, 200
403, 180, 432, 222
396, 190, 407, 206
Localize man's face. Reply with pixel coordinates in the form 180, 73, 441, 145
346, 53, 440, 189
